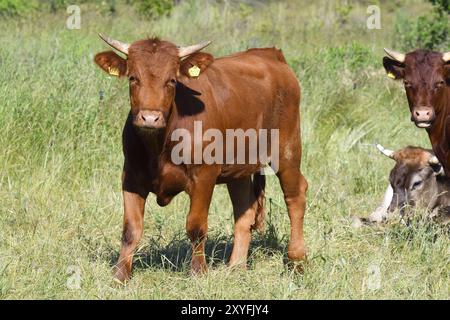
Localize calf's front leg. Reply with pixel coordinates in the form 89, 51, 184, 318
114, 172, 148, 283
368, 184, 393, 223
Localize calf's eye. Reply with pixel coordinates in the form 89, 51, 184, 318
411, 180, 422, 190
436, 80, 445, 88
167, 78, 177, 87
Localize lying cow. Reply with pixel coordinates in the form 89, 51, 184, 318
94, 35, 308, 282
367, 144, 450, 224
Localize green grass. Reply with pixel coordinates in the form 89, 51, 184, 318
0, 0, 448, 299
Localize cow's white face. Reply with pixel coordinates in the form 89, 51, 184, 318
388, 159, 443, 214
406, 167, 439, 208
376, 145, 444, 214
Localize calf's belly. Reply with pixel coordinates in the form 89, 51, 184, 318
218, 164, 263, 181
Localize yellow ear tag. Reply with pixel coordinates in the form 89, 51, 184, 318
387, 72, 396, 79
188, 65, 201, 78
108, 67, 120, 77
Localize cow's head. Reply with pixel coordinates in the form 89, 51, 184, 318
383, 49, 450, 129
377, 144, 444, 213
94, 34, 211, 130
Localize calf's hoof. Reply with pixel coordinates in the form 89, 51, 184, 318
190, 257, 208, 275
288, 243, 306, 261
351, 216, 364, 228
288, 260, 306, 273
368, 208, 386, 223
287, 244, 306, 273
228, 259, 248, 270
113, 265, 131, 284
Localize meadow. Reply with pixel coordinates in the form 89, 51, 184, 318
0, 0, 448, 299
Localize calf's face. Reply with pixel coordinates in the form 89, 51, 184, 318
93, 34, 210, 130
377, 145, 444, 213
127, 41, 179, 130
383, 49, 450, 129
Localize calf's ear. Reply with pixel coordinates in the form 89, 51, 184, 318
94, 51, 127, 78
180, 52, 214, 79
431, 163, 445, 176
383, 57, 404, 80
444, 63, 450, 82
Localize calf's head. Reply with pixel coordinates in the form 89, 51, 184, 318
377, 144, 444, 213
94, 34, 211, 130
383, 49, 450, 129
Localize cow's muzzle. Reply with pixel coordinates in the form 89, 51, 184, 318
134, 110, 166, 130
411, 107, 435, 128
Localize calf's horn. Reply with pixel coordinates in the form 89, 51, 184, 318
99, 33, 130, 55
429, 156, 440, 165
384, 48, 405, 63
443, 52, 450, 62
178, 41, 212, 58
429, 156, 444, 176
376, 144, 395, 159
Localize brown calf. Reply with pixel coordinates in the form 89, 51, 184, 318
94, 35, 308, 282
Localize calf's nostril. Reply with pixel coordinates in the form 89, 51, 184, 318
140, 113, 162, 125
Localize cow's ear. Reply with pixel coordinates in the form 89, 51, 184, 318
383, 57, 405, 80
444, 63, 450, 81
94, 51, 127, 78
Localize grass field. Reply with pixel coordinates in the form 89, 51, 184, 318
0, 0, 448, 299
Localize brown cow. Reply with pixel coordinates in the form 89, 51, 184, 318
94, 34, 308, 282
383, 49, 450, 172
365, 145, 449, 225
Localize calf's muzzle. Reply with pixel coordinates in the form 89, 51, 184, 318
134, 110, 166, 129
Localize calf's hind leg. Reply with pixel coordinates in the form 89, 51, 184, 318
227, 177, 258, 267
276, 167, 308, 262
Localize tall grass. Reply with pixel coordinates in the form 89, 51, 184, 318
0, 0, 448, 299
